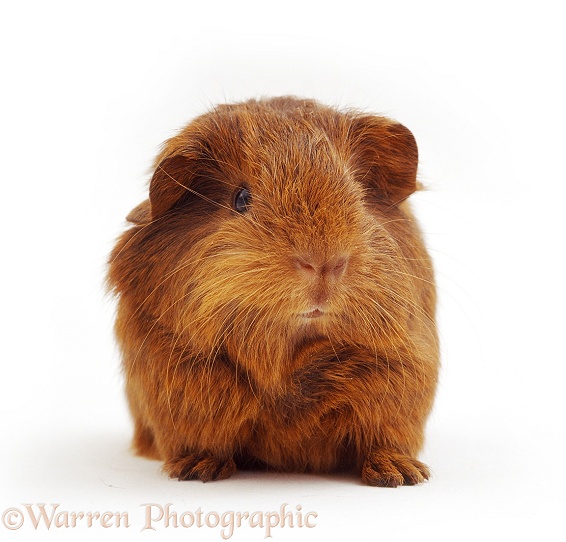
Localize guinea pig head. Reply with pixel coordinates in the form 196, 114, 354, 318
136, 99, 420, 390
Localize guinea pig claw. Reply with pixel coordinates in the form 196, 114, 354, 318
164, 452, 236, 482
361, 449, 430, 487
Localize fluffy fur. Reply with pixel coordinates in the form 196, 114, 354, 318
108, 97, 439, 487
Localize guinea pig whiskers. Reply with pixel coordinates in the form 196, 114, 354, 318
129, 252, 266, 380
375, 276, 437, 340
119, 255, 245, 383
392, 269, 436, 290
348, 301, 403, 407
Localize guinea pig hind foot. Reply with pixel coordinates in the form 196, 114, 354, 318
163, 451, 237, 482
361, 449, 430, 487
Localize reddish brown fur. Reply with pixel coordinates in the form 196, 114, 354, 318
107, 97, 439, 487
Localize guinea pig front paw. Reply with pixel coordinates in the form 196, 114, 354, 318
361, 449, 430, 487
163, 451, 236, 482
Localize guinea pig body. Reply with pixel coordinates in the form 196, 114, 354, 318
108, 97, 439, 487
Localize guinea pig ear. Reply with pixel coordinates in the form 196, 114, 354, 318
148, 154, 194, 220
126, 199, 151, 225
349, 116, 418, 204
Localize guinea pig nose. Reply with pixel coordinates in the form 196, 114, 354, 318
294, 254, 349, 279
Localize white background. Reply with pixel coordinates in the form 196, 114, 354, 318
1, 1, 565, 540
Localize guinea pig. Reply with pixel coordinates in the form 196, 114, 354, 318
107, 96, 439, 487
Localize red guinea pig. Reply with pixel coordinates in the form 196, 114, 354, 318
108, 96, 439, 487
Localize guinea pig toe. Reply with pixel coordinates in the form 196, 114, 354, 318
361, 449, 429, 487
164, 452, 236, 482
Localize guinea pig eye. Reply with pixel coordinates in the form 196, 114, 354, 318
233, 187, 252, 213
